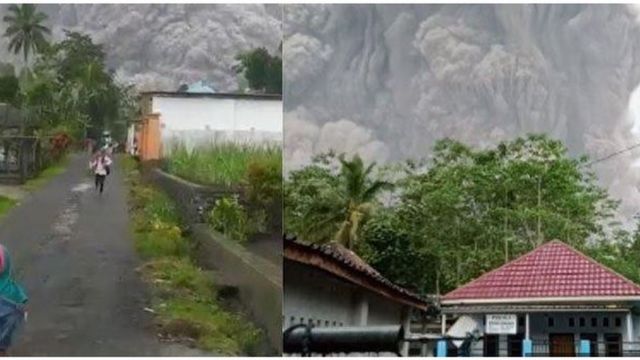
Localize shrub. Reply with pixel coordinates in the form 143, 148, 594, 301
208, 196, 249, 243
244, 157, 282, 208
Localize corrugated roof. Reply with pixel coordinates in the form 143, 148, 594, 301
285, 238, 431, 310
442, 240, 640, 303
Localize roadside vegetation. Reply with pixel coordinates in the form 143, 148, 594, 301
0, 196, 16, 218
0, 4, 135, 194
122, 156, 262, 355
285, 134, 640, 295
165, 142, 281, 188
165, 142, 281, 244
22, 155, 69, 191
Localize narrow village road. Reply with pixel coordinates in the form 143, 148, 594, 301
0, 153, 203, 356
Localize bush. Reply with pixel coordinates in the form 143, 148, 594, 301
244, 157, 282, 209
208, 196, 249, 243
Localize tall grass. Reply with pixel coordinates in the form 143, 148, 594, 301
164, 142, 281, 187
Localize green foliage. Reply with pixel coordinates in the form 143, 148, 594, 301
2, 4, 50, 62
0, 195, 16, 219
235, 47, 282, 94
130, 182, 187, 259
0, 74, 19, 105
124, 157, 262, 355
17, 29, 136, 142
245, 157, 282, 209
358, 211, 435, 294
391, 134, 617, 293
208, 196, 250, 243
284, 152, 392, 249
140, 255, 262, 355
165, 142, 281, 188
22, 157, 68, 192
286, 135, 633, 295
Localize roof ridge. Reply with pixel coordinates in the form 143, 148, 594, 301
443, 240, 556, 298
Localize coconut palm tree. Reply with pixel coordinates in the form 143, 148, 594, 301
3, 4, 50, 63
334, 154, 393, 249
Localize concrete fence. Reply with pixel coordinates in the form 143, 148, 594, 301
142, 166, 282, 352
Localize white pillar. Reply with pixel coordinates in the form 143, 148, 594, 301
353, 294, 368, 326
400, 307, 411, 357
627, 312, 634, 341
525, 313, 530, 340
441, 314, 447, 335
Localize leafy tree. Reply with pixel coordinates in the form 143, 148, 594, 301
358, 211, 436, 294
0, 74, 19, 105
285, 152, 392, 249
20, 30, 135, 142
235, 47, 282, 94
3, 4, 50, 62
388, 134, 618, 293
287, 134, 637, 295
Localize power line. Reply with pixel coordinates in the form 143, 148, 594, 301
586, 141, 640, 166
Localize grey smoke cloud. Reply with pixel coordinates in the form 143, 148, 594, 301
0, 4, 282, 91
283, 4, 640, 224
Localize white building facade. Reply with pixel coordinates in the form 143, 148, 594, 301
439, 240, 640, 357
140, 91, 282, 155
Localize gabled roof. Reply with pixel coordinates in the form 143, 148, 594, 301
285, 238, 431, 310
442, 240, 640, 304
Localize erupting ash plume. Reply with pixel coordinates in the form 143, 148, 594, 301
0, 4, 282, 91
284, 4, 640, 224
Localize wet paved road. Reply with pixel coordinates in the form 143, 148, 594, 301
0, 154, 204, 356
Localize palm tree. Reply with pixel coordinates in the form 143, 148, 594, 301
334, 154, 393, 249
3, 4, 50, 63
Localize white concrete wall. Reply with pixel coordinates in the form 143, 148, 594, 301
455, 311, 639, 356
283, 262, 406, 329
151, 96, 282, 155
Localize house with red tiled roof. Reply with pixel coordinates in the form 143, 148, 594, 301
283, 238, 432, 356
439, 240, 640, 357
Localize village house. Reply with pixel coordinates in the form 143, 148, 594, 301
439, 240, 640, 357
283, 238, 431, 356
129, 89, 282, 160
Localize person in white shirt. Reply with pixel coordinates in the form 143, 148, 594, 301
90, 149, 113, 194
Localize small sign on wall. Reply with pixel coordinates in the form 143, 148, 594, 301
485, 314, 517, 334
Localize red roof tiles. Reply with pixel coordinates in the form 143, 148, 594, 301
442, 240, 640, 302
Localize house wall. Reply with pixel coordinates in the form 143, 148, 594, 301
150, 96, 282, 155
283, 261, 411, 356
455, 311, 639, 356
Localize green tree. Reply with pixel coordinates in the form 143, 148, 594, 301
235, 47, 282, 94
391, 134, 618, 293
0, 74, 19, 105
3, 4, 50, 62
285, 152, 392, 249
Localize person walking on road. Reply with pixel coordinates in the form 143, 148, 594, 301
90, 149, 113, 194
0, 245, 28, 356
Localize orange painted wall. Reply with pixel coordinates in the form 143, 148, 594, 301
136, 112, 162, 161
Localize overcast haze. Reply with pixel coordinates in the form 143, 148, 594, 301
0, 4, 282, 92
283, 4, 640, 224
